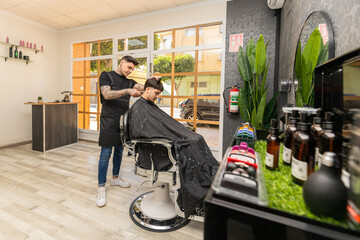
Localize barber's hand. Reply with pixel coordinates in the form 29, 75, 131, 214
128, 89, 141, 97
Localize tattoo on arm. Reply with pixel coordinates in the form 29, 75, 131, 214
133, 84, 144, 91
101, 86, 130, 100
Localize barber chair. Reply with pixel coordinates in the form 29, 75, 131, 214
120, 111, 194, 232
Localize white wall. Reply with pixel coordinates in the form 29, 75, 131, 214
0, 11, 60, 147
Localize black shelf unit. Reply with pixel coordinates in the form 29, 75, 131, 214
204, 138, 360, 240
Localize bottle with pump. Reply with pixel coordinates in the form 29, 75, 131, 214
283, 110, 298, 165
266, 119, 280, 170
311, 111, 322, 167
318, 112, 342, 169
14, 47, 18, 59
292, 113, 315, 185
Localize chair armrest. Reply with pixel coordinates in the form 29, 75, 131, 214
131, 138, 176, 166
131, 138, 173, 147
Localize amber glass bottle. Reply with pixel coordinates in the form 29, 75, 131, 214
283, 115, 297, 166
318, 112, 342, 169
311, 115, 322, 167
292, 113, 315, 185
266, 119, 280, 170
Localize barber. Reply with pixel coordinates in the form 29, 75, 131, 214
96, 55, 143, 207
96, 55, 160, 208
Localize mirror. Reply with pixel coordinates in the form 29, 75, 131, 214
291, 11, 335, 107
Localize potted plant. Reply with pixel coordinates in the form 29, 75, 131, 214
237, 34, 279, 138
37, 96, 43, 103
295, 28, 328, 107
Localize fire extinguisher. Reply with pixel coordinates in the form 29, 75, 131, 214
223, 85, 240, 114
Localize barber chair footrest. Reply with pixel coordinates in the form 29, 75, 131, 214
129, 191, 190, 232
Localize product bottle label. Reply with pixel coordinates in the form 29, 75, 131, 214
291, 156, 307, 181
318, 153, 323, 168
282, 146, 291, 164
315, 147, 319, 165
266, 152, 274, 168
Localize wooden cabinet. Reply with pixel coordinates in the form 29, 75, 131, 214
26, 102, 78, 152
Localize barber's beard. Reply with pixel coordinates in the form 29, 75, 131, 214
116, 64, 126, 76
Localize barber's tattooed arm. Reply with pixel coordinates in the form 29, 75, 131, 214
133, 83, 144, 91
101, 86, 141, 99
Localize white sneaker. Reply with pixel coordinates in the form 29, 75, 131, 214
110, 178, 131, 188
97, 187, 107, 207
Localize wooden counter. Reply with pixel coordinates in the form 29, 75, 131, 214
25, 102, 78, 152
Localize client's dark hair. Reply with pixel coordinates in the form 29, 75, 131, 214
144, 77, 163, 92
121, 55, 139, 66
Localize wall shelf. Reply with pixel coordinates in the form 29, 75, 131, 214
0, 56, 32, 64
0, 40, 44, 54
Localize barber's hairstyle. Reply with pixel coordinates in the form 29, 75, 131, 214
121, 55, 139, 66
144, 77, 163, 92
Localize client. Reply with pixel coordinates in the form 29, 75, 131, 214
128, 77, 219, 218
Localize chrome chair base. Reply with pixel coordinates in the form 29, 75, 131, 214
129, 191, 190, 232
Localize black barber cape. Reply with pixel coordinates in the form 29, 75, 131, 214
128, 97, 219, 218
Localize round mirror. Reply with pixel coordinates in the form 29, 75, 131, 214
291, 11, 334, 107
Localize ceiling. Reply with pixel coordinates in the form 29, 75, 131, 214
0, 0, 210, 31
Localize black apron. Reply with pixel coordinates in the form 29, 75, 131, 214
99, 71, 136, 147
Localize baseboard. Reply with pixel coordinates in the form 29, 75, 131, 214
0, 140, 32, 150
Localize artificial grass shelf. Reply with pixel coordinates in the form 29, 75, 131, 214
254, 140, 348, 228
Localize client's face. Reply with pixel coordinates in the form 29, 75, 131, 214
146, 87, 162, 102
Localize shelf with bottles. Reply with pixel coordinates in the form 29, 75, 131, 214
0, 56, 32, 64
0, 40, 44, 54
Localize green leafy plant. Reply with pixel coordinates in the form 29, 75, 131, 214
295, 28, 329, 107
237, 34, 279, 130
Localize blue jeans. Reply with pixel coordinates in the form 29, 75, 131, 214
98, 146, 124, 187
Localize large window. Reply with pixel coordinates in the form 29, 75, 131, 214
72, 39, 113, 130
72, 22, 223, 147
153, 23, 222, 147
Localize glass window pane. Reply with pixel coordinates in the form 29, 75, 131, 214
85, 41, 98, 57
73, 61, 84, 77
173, 97, 188, 119
118, 39, 125, 51
199, 24, 222, 45
128, 36, 147, 50
73, 95, 84, 112
73, 78, 84, 94
153, 53, 172, 74
154, 31, 172, 50
198, 126, 219, 147
84, 60, 98, 76
100, 39, 113, 56
159, 76, 171, 96
198, 49, 221, 72
84, 96, 90, 112
175, 75, 194, 96
73, 43, 84, 58
85, 78, 98, 95
174, 52, 195, 73
90, 96, 98, 113
197, 75, 221, 95
89, 113, 98, 131
84, 113, 90, 130
78, 112, 84, 129
100, 59, 112, 72
127, 57, 147, 85
175, 27, 196, 48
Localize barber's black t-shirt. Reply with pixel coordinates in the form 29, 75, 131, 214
99, 71, 137, 118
